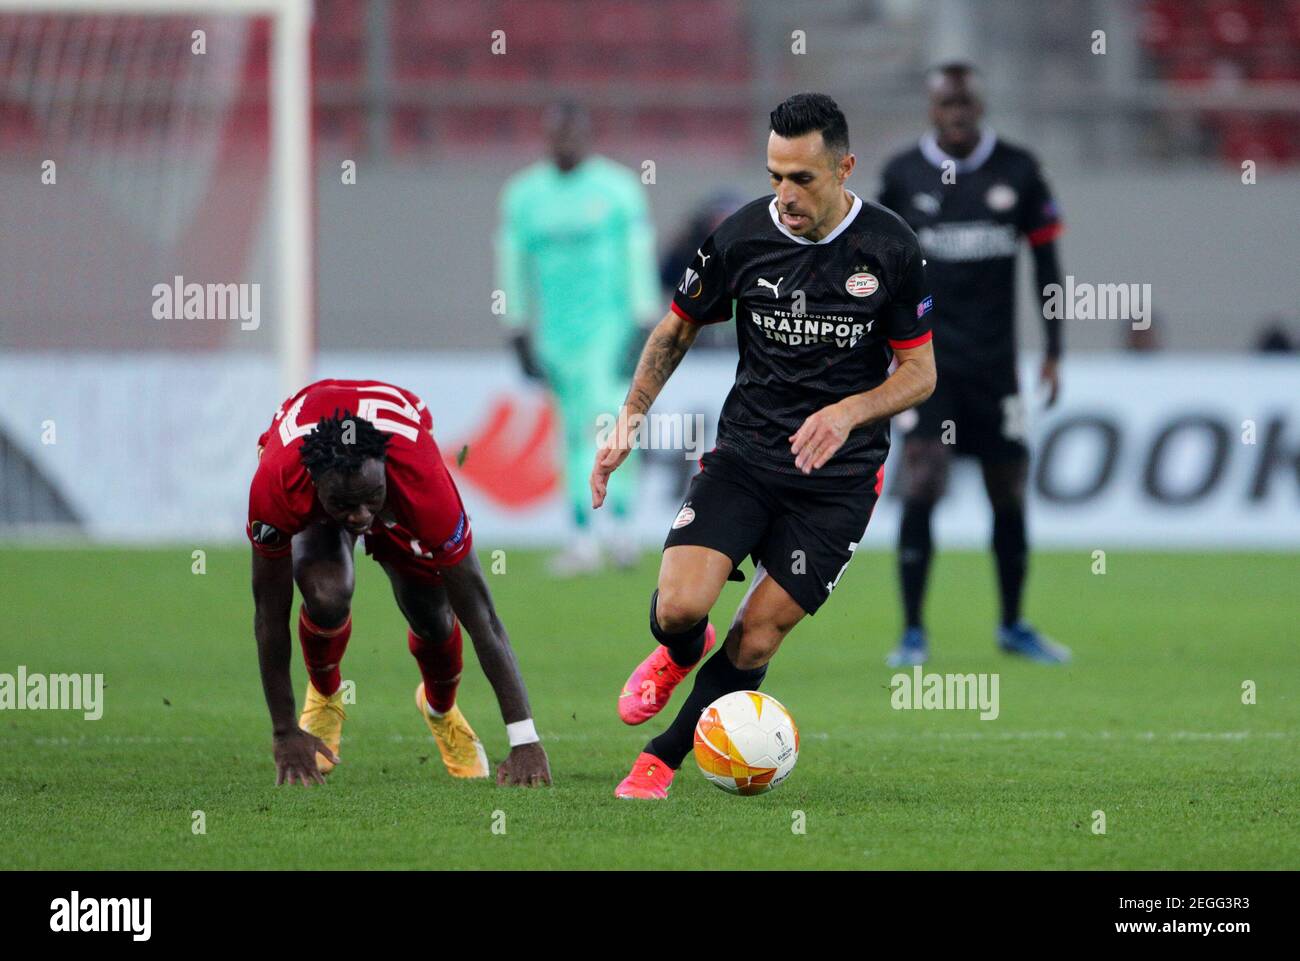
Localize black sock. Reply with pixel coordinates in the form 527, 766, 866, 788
647, 646, 767, 769
649, 589, 707, 667
992, 506, 1027, 627
898, 499, 935, 629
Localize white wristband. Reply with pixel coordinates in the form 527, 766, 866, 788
506, 719, 540, 747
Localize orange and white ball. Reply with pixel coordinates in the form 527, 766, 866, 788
693, 690, 799, 795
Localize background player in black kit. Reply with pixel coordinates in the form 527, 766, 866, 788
590, 93, 938, 799
879, 63, 1071, 666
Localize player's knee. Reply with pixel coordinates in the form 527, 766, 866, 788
988, 488, 1025, 513
653, 586, 709, 635
904, 447, 949, 502
409, 605, 456, 646
729, 607, 797, 669
906, 462, 946, 502
984, 461, 1028, 510
727, 623, 783, 670
918, 480, 944, 504
299, 581, 352, 629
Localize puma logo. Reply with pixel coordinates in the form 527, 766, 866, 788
757, 276, 783, 297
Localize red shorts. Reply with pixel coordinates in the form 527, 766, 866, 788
362, 507, 474, 586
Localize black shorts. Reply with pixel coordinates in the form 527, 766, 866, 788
907, 370, 1028, 460
663, 448, 882, 616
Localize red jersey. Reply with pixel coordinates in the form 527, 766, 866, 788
246, 379, 472, 575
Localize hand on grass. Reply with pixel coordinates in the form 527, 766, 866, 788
497, 742, 551, 788
273, 728, 336, 787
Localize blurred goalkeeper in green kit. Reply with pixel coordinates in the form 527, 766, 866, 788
496, 102, 660, 575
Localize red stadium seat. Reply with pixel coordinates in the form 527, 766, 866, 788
315, 0, 365, 36
463, 44, 535, 82
1164, 52, 1217, 86
391, 37, 465, 80
244, 18, 271, 83
665, 0, 740, 46
585, 0, 661, 46
1216, 115, 1297, 164
509, 105, 546, 142
313, 104, 366, 153
1285, 0, 1300, 44
549, 43, 633, 82
500, 0, 575, 47
389, 105, 435, 153
313, 1, 365, 83
392, 0, 481, 43
1205, 0, 1264, 48
440, 104, 518, 145
1250, 52, 1300, 84
1137, 0, 1193, 53
227, 96, 270, 147
0, 102, 38, 149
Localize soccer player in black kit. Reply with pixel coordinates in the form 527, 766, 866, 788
879, 63, 1071, 666
590, 93, 938, 798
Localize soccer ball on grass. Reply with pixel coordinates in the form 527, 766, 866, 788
693, 690, 798, 795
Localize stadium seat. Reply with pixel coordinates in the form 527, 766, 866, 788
665, 0, 740, 46
1205, 0, 1264, 49
500, 0, 575, 47
313, 0, 366, 82
1216, 115, 1298, 164
1164, 52, 1217, 85
585, 0, 661, 45
314, 104, 366, 153
464, 45, 535, 82
388, 105, 427, 153
1138, 0, 1178, 52
393, 0, 480, 44
1250, 52, 1300, 84
393, 39, 465, 80
1285, 0, 1300, 45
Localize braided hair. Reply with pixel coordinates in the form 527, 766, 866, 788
298, 409, 389, 481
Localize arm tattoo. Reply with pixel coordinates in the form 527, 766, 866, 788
625, 327, 690, 415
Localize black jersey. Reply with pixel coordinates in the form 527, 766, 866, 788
879, 130, 1062, 381
670, 192, 932, 478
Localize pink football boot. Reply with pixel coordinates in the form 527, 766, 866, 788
614, 752, 675, 799
617, 624, 716, 725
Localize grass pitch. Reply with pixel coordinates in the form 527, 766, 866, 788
1, 546, 1296, 870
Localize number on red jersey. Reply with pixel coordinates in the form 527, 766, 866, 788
276, 383, 424, 445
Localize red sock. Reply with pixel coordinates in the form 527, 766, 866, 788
409, 622, 463, 714
298, 608, 352, 697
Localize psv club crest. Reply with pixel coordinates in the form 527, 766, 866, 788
845, 270, 878, 298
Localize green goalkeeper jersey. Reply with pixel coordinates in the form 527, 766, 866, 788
495, 156, 659, 360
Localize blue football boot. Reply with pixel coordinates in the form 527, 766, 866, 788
885, 626, 929, 667
998, 622, 1072, 664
